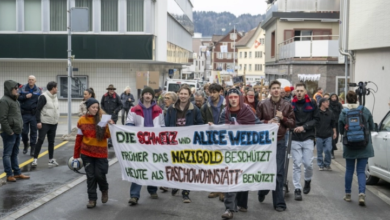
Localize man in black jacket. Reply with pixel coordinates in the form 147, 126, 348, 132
101, 84, 122, 123
329, 93, 343, 158
290, 83, 318, 201
18, 75, 42, 155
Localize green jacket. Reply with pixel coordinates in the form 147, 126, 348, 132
0, 80, 23, 135
339, 104, 374, 159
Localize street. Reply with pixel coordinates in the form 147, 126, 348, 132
1, 143, 389, 220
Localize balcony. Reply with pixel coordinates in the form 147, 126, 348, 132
264, 0, 340, 24
278, 35, 339, 60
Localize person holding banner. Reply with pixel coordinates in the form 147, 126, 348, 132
165, 85, 204, 203
256, 80, 295, 212
73, 98, 114, 209
216, 88, 260, 219
126, 86, 165, 206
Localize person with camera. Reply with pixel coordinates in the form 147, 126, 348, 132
339, 91, 374, 206
18, 75, 42, 156
120, 86, 135, 125
73, 98, 114, 209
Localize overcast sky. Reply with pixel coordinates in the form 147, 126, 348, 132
192, 0, 268, 16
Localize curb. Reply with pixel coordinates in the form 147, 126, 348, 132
331, 159, 390, 206
3, 158, 118, 220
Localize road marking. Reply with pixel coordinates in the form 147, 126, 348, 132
0, 141, 69, 179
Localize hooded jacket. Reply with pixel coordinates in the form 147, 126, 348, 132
201, 95, 226, 124
126, 100, 165, 127
165, 101, 204, 127
0, 80, 23, 135
329, 93, 343, 122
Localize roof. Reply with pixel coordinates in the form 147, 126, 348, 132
212, 35, 224, 43
261, 12, 340, 29
236, 28, 257, 47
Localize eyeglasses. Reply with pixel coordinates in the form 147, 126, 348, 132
164, 97, 171, 100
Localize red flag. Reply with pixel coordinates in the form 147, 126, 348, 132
254, 40, 261, 48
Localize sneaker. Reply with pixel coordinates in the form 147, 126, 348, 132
303, 180, 311, 194
294, 189, 302, 201
150, 193, 158, 199
128, 197, 139, 206
48, 159, 59, 167
102, 190, 108, 203
183, 194, 191, 203
358, 193, 366, 206
171, 188, 179, 196
86, 200, 96, 209
238, 207, 247, 212
325, 166, 332, 171
221, 210, 233, 219
344, 193, 351, 202
275, 207, 285, 212
319, 167, 324, 171
31, 159, 38, 167
258, 194, 266, 203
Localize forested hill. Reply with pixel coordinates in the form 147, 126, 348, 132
193, 11, 264, 36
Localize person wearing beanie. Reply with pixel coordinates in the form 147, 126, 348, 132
126, 86, 165, 206
283, 86, 292, 103
314, 97, 336, 171
32, 81, 60, 168
73, 97, 114, 208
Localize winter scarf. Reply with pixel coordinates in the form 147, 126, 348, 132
224, 89, 257, 125
292, 94, 315, 112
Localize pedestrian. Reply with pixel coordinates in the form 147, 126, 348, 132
339, 91, 374, 206
190, 87, 196, 102
256, 80, 295, 212
120, 86, 135, 125
283, 86, 292, 103
165, 85, 204, 203
244, 88, 256, 113
323, 93, 330, 99
79, 88, 95, 117
18, 75, 42, 156
126, 86, 165, 206
313, 87, 323, 105
162, 92, 178, 117
32, 81, 60, 167
73, 98, 114, 208
191, 90, 204, 109
218, 88, 260, 219
315, 98, 337, 171
200, 83, 226, 201
339, 92, 345, 104
0, 80, 31, 182
329, 93, 343, 159
290, 83, 318, 201
203, 83, 211, 100
101, 84, 122, 147
154, 87, 164, 108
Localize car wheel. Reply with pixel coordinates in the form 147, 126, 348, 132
365, 164, 380, 185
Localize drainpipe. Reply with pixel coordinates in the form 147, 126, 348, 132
339, 0, 354, 97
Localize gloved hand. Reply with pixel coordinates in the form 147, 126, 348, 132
72, 159, 80, 169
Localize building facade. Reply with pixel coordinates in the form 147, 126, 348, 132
0, 0, 193, 114
236, 23, 266, 85
345, 0, 390, 123
211, 30, 242, 72
262, 0, 346, 96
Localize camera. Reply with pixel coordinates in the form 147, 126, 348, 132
349, 81, 370, 106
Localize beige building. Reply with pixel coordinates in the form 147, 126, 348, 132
236, 23, 266, 85
262, 0, 345, 96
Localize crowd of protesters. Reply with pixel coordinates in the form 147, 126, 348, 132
0, 76, 374, 218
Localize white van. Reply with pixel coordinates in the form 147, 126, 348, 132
165, 79, 199, 93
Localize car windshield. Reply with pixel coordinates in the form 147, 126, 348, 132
168, 84, 195, 92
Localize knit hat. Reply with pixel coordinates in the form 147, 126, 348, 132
284, 86, 291, 92
290, 86, 295, 92
227, 88, 241, 96
85, 98, 99, 109
318, 97, 329, 107
142, 86, 155, 97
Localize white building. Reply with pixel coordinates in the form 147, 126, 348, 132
0, 0, 193, 114
343, 0, 390, 123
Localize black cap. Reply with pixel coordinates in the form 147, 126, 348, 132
85, 98, 99, 109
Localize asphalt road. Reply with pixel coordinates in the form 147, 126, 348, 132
11, 148, 390, 220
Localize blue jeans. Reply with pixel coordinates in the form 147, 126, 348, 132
345, 158, 368, 194
130, 183, 157, 199
1, 133, 22, 177
258, 138, 286, 210
316, 137, 332, 167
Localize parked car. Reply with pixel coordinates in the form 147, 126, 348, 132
366, 110, 390, 185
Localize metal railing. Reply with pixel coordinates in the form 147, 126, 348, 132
277, 35, 340, 60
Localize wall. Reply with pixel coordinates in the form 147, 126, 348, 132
348, 0, 390, 50
237, 29, 265, 76
353, 48, 390, 123
0, 61, 180, 114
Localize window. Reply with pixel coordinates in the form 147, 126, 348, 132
255, 51, 263, 58
244, 64, 247, 70
380, 112, 390, 131
58, 75, 88, 99
249, 64, 252, 71
271, 31, 275, 57
240, 52, 242, 58
101, 0, 118, 31
244, 52, 247, 58
217, 52, 223, 59
25, 0, 41, 31
249, 52, 252, 58
336, 76, 350, 97
0, 0, 16, 31
255, 64, 263, 71
227, 52, 232, 59
50, 0, 67, 31
76, 0, 92, 31
259, 38, 265, 44
127, 0, 144, 31
239, 64, 242, 70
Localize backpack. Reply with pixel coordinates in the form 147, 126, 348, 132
342, 106, 369, 150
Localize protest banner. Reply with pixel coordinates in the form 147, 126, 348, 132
109, 124, 278, 192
